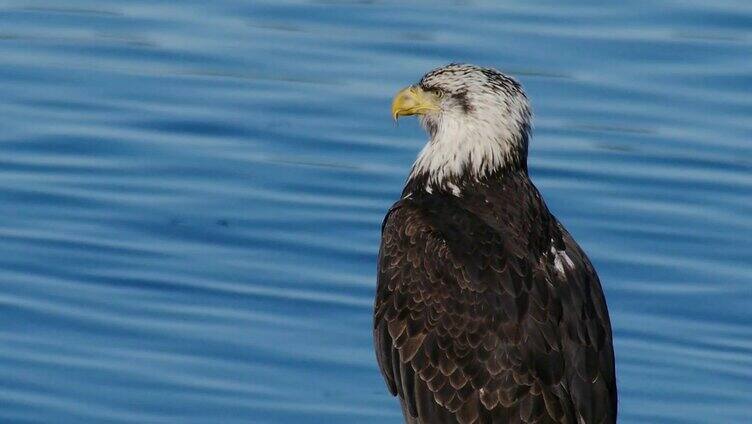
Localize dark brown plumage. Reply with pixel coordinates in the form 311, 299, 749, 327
374, 170, 616, 423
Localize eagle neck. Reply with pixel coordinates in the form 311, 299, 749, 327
407, 122, 530, 196
402, 166, 529, 200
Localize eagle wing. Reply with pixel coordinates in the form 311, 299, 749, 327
374, 200, 616, 424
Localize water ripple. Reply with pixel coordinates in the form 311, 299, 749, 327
0, 0, 750, 423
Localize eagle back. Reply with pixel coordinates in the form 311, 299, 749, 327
374, 172, 616, 424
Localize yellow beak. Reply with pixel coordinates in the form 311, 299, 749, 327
391, 86, 440, 120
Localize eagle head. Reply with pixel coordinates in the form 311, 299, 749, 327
392, 64, 532, 193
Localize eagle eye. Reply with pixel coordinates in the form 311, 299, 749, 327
422, 85, 445, 98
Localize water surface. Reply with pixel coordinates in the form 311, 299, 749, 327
0, 1, 751, 423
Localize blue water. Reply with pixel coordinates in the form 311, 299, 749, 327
0, 1, 750, 423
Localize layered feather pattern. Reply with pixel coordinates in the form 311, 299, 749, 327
374, 171, 616, 424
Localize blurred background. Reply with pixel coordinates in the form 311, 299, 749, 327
1, 0, 751, 423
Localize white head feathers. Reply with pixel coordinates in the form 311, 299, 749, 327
408, 64, 532, 192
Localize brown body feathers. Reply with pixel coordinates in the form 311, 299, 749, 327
374, 170, 617, 424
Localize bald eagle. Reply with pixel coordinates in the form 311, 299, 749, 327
374, 64, 617, 424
